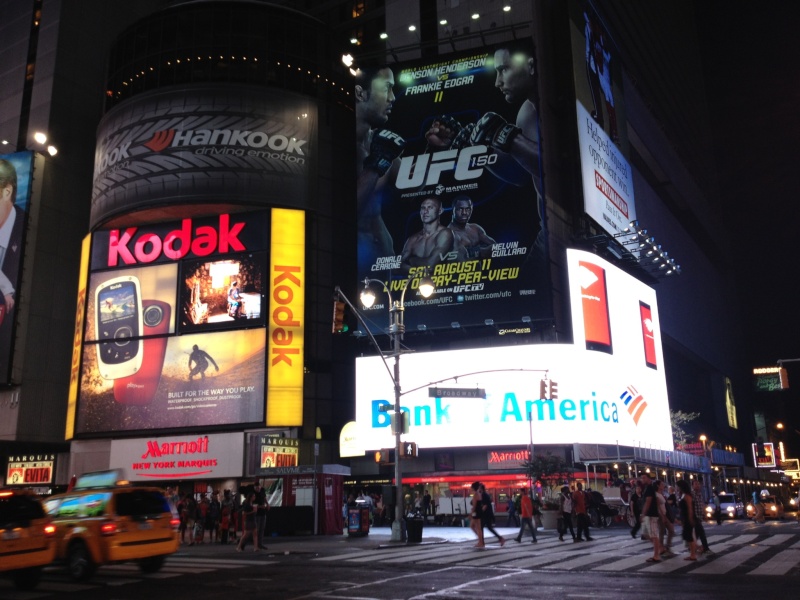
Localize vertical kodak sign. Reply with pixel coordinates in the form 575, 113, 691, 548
66, 234, 91, 439
267, 208, 305, 425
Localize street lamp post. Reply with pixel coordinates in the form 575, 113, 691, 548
360, 275, 433, 542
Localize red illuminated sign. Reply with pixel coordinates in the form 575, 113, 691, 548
108, 215, 245, 267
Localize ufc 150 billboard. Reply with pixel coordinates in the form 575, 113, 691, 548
0, 152, 33, 384
73, 211, 271, 437
355, 41, 551, 332
91, 85, 316, 227
569, 3, 637, 238
352, 249, 671, 452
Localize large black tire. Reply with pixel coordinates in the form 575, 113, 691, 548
11, 566, 43, 591
139, 554, 167, 573
68, 541, 96, 582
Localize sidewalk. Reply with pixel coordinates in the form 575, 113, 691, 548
174, 524, 566, 558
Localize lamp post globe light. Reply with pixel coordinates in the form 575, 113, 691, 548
360, 274, 434, 542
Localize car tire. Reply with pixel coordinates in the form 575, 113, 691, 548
11, 566, 42, 591
139, 554, 166, 573
68, 541, 96, 582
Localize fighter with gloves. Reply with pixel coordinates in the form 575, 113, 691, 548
356, 66, 406, 270
423, 44, 543, 194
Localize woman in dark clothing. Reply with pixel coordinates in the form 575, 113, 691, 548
479, 484, 505, 546
677, 480, 697, 560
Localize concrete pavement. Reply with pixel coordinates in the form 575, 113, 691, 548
174, 523, 568, 558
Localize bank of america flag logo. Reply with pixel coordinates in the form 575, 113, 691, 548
620, 385, 647, 425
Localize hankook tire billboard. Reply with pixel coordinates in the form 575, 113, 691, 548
91, 84, 316, 226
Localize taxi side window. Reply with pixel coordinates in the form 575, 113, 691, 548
56, 497, 82, 518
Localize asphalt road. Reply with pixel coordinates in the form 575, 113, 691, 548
2, 518, 799, 599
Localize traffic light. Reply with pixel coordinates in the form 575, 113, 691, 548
779, 367, 789, 389
332, 300, 348, 333
539, 379, 558, 399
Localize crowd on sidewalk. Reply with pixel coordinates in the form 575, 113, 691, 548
169, 483, 271, 552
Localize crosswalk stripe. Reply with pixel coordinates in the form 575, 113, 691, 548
747, 548, 800, 575
756, 533, 794, 546
691, 544, 771, 574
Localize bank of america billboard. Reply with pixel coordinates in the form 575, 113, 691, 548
91, 85, 316, 226
0, 151, 33, 384
352, 249, 671, 452
355, 41, 551, 331
569, 3, 636, 237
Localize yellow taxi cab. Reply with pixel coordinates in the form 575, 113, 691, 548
43, 470, 179, 581
746, 494, 785, 520
0, 489, 56, 590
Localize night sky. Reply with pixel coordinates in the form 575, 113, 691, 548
697, 2, 800, 450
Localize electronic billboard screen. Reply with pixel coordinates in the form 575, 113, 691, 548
74, 210, 271, 436
352, 248, 672, 452
179, 252, 267, 333
355, 41, 551, 331
77, 329, 266, 434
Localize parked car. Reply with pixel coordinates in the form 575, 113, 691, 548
746, 495, 785, 520
43, 472, 179, 581
705, 492, 744, 520
0, 489, 56, 590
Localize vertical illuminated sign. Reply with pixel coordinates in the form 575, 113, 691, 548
267, 208, 305, 426
579, 261, 612, 353
639, 301, 657, 369
66, 234, 91, 440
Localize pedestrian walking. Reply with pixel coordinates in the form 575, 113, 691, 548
629, 481, 643, 539
236, 492, 258, 552
506, 494, 520, 527
470, 482, 486, 548
572, 482, 593, 542
677, 480, 697, 560
692, 479, 713, 553
514, 488, 537, 543
558, 485, 576, 542
254, 482, 269, 550
479, 484, 505, 546
640, 473, 662, 562
655, 480, 674, 556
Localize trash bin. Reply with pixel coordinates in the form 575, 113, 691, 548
405, 515, 424, 543
347, 506, 370, 536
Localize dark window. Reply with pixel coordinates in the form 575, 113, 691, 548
0, 495, 45, 527
114, 490, 170, 518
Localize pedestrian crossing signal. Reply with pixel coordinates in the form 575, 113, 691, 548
374, 449, 393, 464
402, 442, 418, 458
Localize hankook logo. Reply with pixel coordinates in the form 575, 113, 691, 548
141, 128, 307, 154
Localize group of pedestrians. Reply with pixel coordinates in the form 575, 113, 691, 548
629, 473, 712, 563
557, 482, 595, 542
176, 490, 233, 546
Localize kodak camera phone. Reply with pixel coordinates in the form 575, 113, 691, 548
114, 300, 170, 404
95, 276, 143, 379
